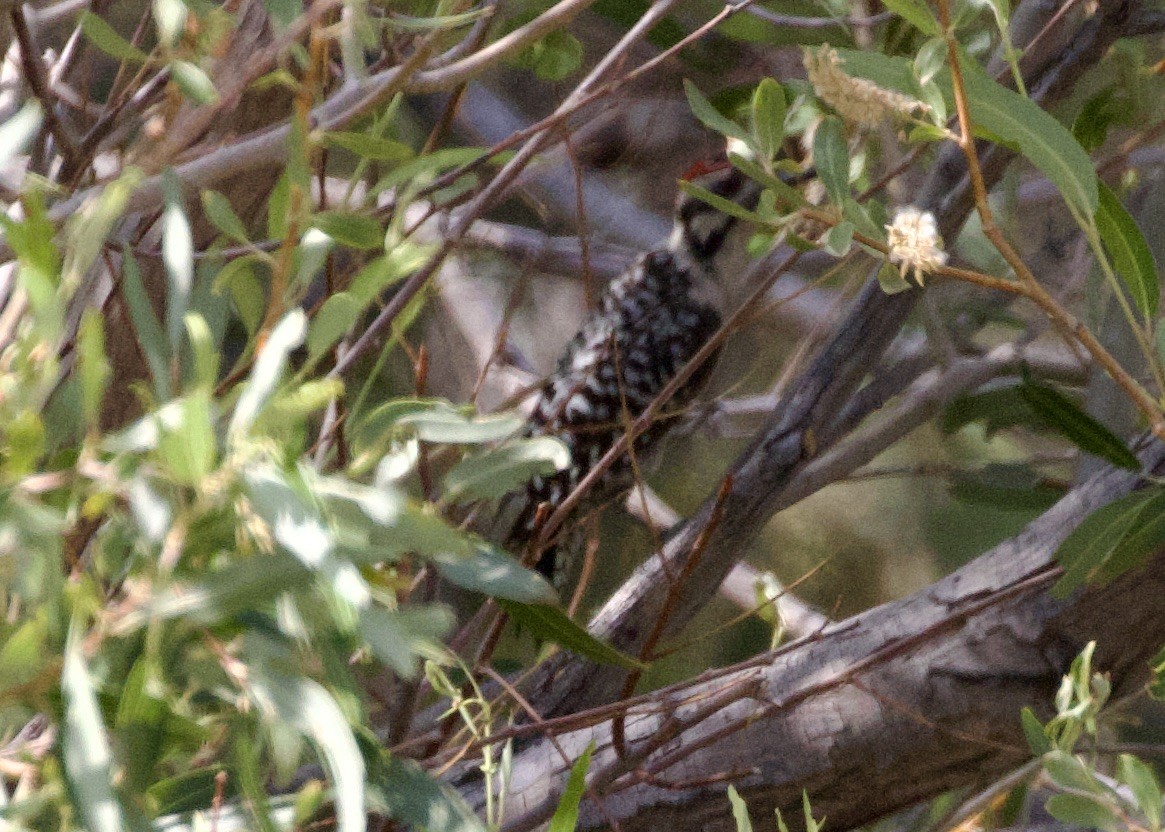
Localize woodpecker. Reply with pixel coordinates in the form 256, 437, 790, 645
503, 165, 762, 582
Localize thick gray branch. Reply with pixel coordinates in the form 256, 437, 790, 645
451, 443, 1165, 832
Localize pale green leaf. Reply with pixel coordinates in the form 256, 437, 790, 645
230, 310, 307, 438
497, 600, 646, 669
1096, 181, 1158, 320
684, 80, 750, 143
80, 12, 148, 62
443, 436, 570, 502
813, 116, 849, 206
548, 744, 595, 832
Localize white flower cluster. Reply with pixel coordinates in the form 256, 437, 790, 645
886, 207, 947, 285
804, 45, 929, 128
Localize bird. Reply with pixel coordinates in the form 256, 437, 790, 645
501, 164, 763, 585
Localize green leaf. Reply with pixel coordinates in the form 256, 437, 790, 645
377, 756, 487, 832
324, 132, 413, 162
162, 175, 194, 355
444, 436, 570, 502
1052, 487, 1165, 597
1043, 750, 1104, 794
313, 211, 383, 250
750, 79, 786, 164
307, 292, 359, 363
1096, 181, 1158, 320
950, 463, 1066, 512
684, 80, 750, 143
497, 600, 646, 669
397, 405, 524, 444
1044, 794, 1120, 832
359, 605, 453, 679
137, 553, 312, 625
185, 312, 220, 388
77, 309, 109, 430
251, 674, 365, 832
1073, 88, 1121, 152
677, 179, 764, 223
943, 383, 1035, 436
170, 60, 219, 105
1118, 753, 1162, 831
154, 0, 187, 47
727, 153, 806, 209
1020, 707, 1051, 755
213, 254, 265, 338
263, 0, 302, 29
548, 744, 595, 832
880, 0, 940, 34
524, 30, 583, 81
80, 12, 149, 62
949, 52, 1098, 218
728, 786, 754, 832
813, 116, 849, 206
822, 221, 853, 256
62, 624, 129, 832
202, 190, 250, 244
121, 245, 171, 396
433, 545, 558, 604
1018, 380, 1140, 471
876, 261, 912, 295
230, 310, 307, 438
157, 389, 216, 485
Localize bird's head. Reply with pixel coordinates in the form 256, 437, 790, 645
668, 162, 764, 312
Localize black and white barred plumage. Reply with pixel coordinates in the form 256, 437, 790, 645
506, 166, 762, 581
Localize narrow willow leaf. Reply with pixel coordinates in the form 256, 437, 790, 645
728, 786, 754, 832
1118, 754, 1162, 831
80, 12, 149, 62
1073, 88, 1121, 152
684, 79, 750, 143
360, 605, 453, 678
1096, 181, 1158, 320
62, 625, 128, 832
230, 310, 307, 438
185, 313, 219, 388
162, 175, 194, 355
953, 53, 1097, 218
497, 600, 646, 669
880, 0, 940, 34
727, 153, 806, 209
397, 406, 524, 444
170, 60, 219, 105
1020, 707, 1051, 755
313, 211, 383, 250
1018, 380, 1139, 471
1044, 794, 1120, 832
1052, 487, 1165, 597
548, 744, 595, 832
77, 309, 109, 430
201, 190, 250, 244
677, 180, 764, 223
443, 436, 570, 502
251, 675, 365, 832
324, 132, 413, 162
433, 545, 558, 605
813, 116, 849, 206
750, 78, 786, 164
